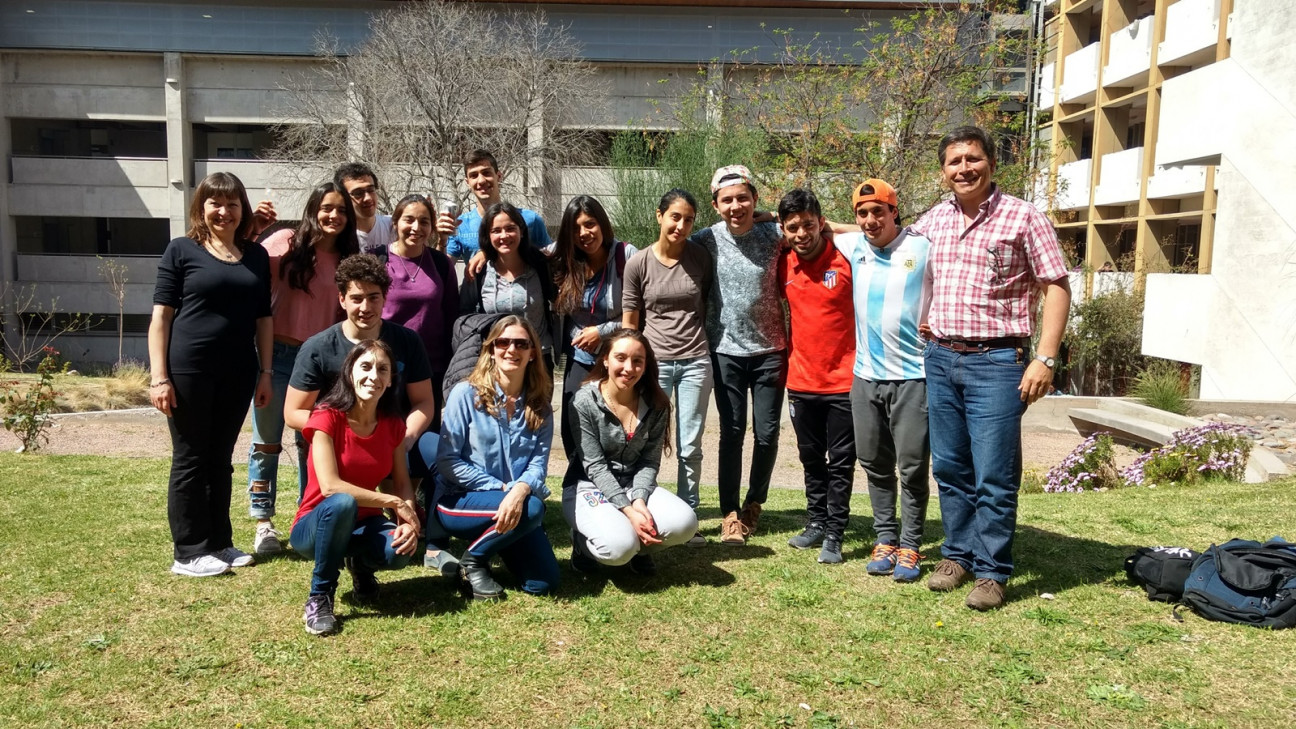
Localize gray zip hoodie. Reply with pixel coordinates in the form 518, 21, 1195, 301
569, 381, 669, 509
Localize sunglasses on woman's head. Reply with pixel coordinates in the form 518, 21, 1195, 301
492, 337, 532, 351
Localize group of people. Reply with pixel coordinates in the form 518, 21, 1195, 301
148, 125, 1071, 636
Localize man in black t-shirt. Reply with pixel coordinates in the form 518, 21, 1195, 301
285, 254, 459, 577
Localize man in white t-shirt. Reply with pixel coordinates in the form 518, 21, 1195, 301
334, 162, 394, 255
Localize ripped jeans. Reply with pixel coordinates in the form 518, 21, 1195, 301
247, 341, 298, 520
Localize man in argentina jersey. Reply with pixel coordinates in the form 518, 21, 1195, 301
831, 179, 933, 584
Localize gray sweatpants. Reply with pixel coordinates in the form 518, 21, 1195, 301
850, 377, 931, 550
562, 483, 699, 566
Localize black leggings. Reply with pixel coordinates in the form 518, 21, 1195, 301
167, 368, 256, 560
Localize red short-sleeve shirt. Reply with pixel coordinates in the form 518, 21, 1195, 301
779, 245, 856, 394
293, 407, 405, 527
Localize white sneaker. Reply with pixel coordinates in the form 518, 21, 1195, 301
171, 554, 233, 578
254, 522, 283, 555
213, 547, 255, 568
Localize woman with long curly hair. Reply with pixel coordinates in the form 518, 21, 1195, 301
432, 315, 558, 600
248, 180, 359, 555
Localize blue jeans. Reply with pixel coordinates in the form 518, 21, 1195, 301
248, 341, 298, 519
657, 355, 713, 511
435, 490, 559, 595
924, 341, 1028, 582
289, 493, 412, 596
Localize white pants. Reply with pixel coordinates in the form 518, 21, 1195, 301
562, 483, 699, 566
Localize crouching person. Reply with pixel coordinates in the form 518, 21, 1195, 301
433, 316, 559, 601
290, 340, 419, 636
565, 329, 699, 576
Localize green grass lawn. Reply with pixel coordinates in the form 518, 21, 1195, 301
2, 454, 1294, 728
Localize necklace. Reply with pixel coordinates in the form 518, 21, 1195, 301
204, 240, 239, 262
396, 247, 427, 282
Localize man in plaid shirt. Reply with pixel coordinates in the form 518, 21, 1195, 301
910, 126, 1071, 610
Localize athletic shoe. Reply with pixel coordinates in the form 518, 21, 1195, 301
738, 502, 763, 536
817, 538, 844, 564
628, 553, 657, 577
928, 559, 974, 592
686, 530, 707, 547
788, 524, 826, 550
170, 554, 232, 578
213, 547, 255, 568
966, 578, 1006, 610
720, 512, 746, 546
303, 594, 338, 635
865, 543, 899, 575
423, 548, 462, 578
346, 557, 379, 602
892, 548, 924, 583
253, 522, 282, 555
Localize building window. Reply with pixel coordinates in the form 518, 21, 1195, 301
1172, 223, 1201, 269
9, 119, 166, 158
193, 123, 278, 160
14, 217, 170, 256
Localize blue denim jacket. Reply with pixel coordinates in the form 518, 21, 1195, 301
433, 381, 553, 500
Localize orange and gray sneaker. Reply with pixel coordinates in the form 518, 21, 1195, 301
865, 542, 899, 575
892, 547, 924, 582
720, 511, 746, 545
738, 502, 762, 537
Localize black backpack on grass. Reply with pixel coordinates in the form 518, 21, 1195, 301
1125, 546, 1200, 602
1181, 538, 1296, 629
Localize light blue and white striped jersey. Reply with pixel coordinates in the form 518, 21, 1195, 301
833, 229, 933, 381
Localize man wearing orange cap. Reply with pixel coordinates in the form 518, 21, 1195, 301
910, 126, 1071, 610
830, 179, 933, 579
690, 165, 787, 546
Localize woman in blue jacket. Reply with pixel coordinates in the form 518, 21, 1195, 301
433, 314, 558, 600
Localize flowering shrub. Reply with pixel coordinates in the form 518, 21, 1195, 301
1121, 422, 1252, 488
1044, 433, 1121, 492
0, 347, 65, 453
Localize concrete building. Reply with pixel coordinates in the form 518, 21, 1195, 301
2, 0, 991, 366
1035, 0, 1295, 401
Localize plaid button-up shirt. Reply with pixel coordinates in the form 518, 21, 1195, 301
911, 186, 1068, 341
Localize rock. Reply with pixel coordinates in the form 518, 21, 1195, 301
1262, 441, 1284, 448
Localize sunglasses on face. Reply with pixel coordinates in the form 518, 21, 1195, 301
348, 186, 378, 201
492, 337, 532, 351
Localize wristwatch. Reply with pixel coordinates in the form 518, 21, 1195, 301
1034, 354, 1056, 369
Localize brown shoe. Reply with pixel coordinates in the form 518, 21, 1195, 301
966, 578, 1006, 611
720, 511, 746, 545
738, 502, 762, 536
927, 559, 973, 592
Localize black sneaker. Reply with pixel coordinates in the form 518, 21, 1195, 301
570, 546, 600, 574
628, 553, 657, 577
788, 523, 826, 550
818, 537, 844, 564
303, 594, 338, 635
345, 557, 380, 602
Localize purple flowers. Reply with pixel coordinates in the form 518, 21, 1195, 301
1121, 422, 1252, 487
1045, 433, 1119, 492
1046, 423, 1252, 493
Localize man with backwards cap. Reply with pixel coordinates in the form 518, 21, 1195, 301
689, 165, 787, 546
830, 179, 933, 578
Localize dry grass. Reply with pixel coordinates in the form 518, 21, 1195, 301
50, 362, 151, 413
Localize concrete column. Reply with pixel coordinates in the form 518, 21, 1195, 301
164, 52, 191, 238
0, 57, 19, 345
705, 61, 726, 130
345, 79, 365, 161
524, 94, 561, 223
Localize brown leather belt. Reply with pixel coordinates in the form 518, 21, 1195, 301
933, 337, 1030, 353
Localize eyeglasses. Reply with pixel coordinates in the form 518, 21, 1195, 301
492, 337, 532, 351
347, 185, 378, 201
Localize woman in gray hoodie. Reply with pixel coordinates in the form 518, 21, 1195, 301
564, 329, 700, 575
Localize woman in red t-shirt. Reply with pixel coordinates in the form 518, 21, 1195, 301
288, 339, 420, 636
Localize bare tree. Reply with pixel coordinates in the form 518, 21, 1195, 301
0, 283, 97, 370
98, 257, 128, 366
268, 0, 607, 213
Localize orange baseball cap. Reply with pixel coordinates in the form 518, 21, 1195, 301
852, 179, 898, 209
